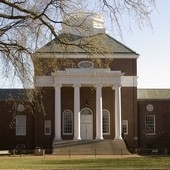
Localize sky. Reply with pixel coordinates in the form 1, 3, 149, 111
106, 0, 170, 89
0, 0, 169, 89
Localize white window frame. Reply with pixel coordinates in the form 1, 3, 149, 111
145, 115, 155, 135
44, 120, 51, 135
81, 107, 93, 115
63, 109, 73, 135
102, 109, 110, 135
16, 115, 26, 136
122, 120, 128, 135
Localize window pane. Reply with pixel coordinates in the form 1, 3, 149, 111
102, 110, 110, 134
145, 115, 155, 135
122, 120, 128, 134
44, 120, 51, 135
16, 115, 26, 136
63, 110, 73, 134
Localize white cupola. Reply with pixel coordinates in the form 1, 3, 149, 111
61, 12, 106, 36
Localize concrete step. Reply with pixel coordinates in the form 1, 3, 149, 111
53, 139, 100, 148
53, 139, 130, 155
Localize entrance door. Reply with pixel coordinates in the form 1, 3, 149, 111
80, 108, 93, 139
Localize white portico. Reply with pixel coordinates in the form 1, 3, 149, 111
32, 11, 139, 152
35, 67, 125, 141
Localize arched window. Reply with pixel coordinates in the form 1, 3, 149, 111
81, 107, 93, 115
63, 110, 73, 135
102, 109, 110, 135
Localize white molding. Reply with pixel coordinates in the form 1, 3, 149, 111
33, 53, 139, 59
121, 76, 138, 87
35, 69, 137, 87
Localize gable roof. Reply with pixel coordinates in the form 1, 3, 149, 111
0, 89, 28, 100
1, 89, 170, 100
137, 89, 170, 100
35, 33, 138, 55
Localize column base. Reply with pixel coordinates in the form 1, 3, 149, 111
53, 137, 62, 142
114, 136, 123, 140
74, 137, 81, 140
95, 137, 103, 140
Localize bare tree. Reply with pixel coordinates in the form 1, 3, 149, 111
0, 0, 156, 109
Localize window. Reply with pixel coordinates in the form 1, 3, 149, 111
63, 110, 73, 135
44, 120, 51, 135
102, 110, 110, 134
16, 144, 25, 150
16, 115, 26, 136
78, 61, 94, 69
145, 115, 155, 135
81, 108, 92, 115
122, 120, 128, 135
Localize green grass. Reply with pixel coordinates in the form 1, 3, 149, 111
0, 155, 170, 169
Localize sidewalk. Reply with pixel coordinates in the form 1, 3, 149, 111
0, 153, 141, 159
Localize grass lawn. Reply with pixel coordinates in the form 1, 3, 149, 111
0, 155, 170, 169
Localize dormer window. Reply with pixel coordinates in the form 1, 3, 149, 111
78, 61, 94, 69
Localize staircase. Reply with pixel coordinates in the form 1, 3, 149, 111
52, 139, 130, 155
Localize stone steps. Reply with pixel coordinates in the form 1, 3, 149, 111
52, 139, 130, 155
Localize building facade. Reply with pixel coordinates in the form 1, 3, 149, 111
0, 12, 170, 152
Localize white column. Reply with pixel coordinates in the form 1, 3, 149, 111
113, 83, 122, 139
73, 84, 81, 140
54, 84, 62, 141
95, 84, 103, 140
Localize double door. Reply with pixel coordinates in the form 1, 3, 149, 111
80, 114, 93, 139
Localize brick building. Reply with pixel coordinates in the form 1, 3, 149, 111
0, 12, 170, 152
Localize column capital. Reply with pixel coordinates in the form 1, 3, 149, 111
73, 83, 81, 88
112, 83, 121, 90
54, 84, 62, 88
95, 83, 103, 88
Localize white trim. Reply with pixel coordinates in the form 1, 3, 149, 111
102, 109, 110, 135
33, 53, 139, 59
81, 107, 93, 115
122, 120, 128, 135
35, 75, 137, 87
121, 76, 138, 87
44, 120, 51, 135
78, 61, 94, 69
16, 115, 26, 136
145, 115, 155, 135
63, 109, 73, 135
35, 68, 125, 87
80, 107, 93, 140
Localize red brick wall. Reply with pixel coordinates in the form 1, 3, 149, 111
34, 87, 55, 149
0, 56, 138, 150
110, 59, 137, 76
0, 101, 35, 150
36, 86, 137, 149
138, 100, 170, 148
34, 58, 137, 76
122, 87, 138, 148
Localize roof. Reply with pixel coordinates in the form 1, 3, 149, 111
0, 89, 28, 100
1, 88, 170, 100
137, 89, 170, 100
35, 33, 138, 55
